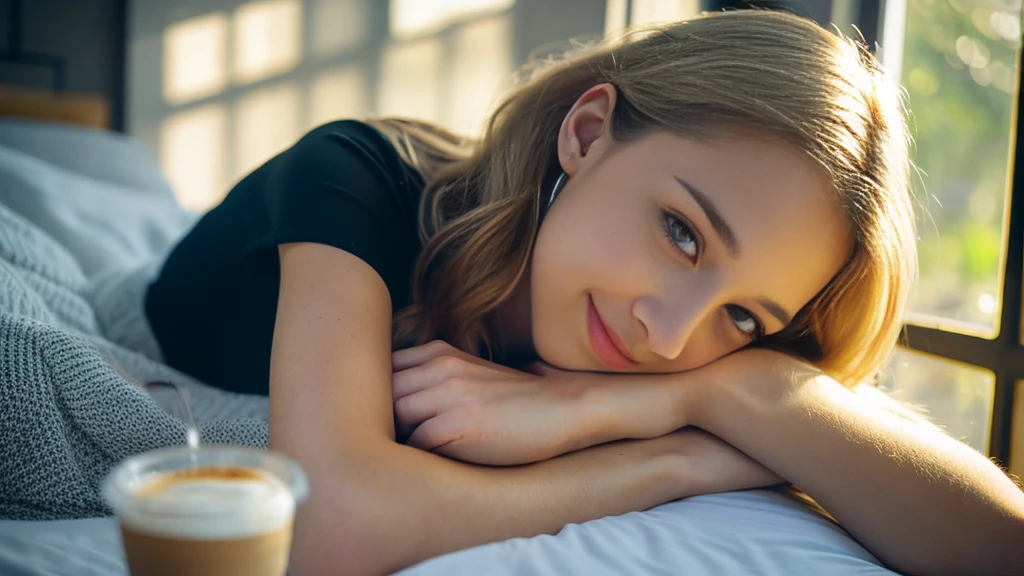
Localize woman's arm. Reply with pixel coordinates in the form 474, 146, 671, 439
394, 345, 1024, 574
667, 349, 1024, 576
269, 243, 778, 576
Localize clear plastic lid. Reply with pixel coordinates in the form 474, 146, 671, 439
103, 446, 308, 540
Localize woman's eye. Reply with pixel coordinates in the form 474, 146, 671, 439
662, 212, 700, 261
727, 305, 764, 339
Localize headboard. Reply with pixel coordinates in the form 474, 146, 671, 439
0, 85, 109, 129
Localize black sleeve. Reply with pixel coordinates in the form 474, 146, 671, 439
242, 121, 421, 302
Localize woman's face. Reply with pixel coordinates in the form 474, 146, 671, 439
528, 90, 852, 373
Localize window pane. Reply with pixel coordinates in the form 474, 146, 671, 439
1013, 381, 1024, 479
234, 82, 302, 186
162, 12, 228, 105
445, 15, 513, 136
629, 0, 699, 26
308, 64, 369, 129
898, 0, 1021, 333
233, 0, 303, 85
879, 348, 995, 452
310, 0, 368, 58
379, 37, 442, 123
159, 104, 228, 211
605, 0, 628, 36
390, 0, 515, 39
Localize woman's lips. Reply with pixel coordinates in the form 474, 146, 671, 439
587, 295, 637, 370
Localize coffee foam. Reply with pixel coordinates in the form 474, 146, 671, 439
117, 467, 295, 540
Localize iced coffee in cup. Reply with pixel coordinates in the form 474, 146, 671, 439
103, 446, 308, 576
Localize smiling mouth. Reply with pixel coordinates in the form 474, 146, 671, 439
586, 295, 637, 370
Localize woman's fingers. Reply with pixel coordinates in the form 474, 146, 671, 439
391, 340, 468, 371
391, 340, 442, 372
392, 367, 434, 400
392, 354, 472, 399
392, 340, 520, 376
406, 416, 459, 452
394, 386, 447, 431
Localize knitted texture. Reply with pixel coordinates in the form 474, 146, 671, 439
0, 204, 268, 520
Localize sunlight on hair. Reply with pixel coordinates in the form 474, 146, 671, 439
234, 82, 302, 184
162, 12, 228, 105
233, 0, 303, 85
310, 0, 369, 57
880, 348, 995, 452
159, 104, 227, 211
379, 37, 442, 123
390, 0, 515, 39
309, 64, 369, 128
630, 0, 699, 26
445, 15, 512, 136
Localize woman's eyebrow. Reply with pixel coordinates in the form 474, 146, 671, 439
757, 298, 793, 327
673, 176, 740, 257
673, 176, 793, 327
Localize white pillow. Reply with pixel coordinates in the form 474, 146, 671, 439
0, 145, 196, 279
0, 518, 126, 576
397, 490, 896, 576
0, 120, 173, 196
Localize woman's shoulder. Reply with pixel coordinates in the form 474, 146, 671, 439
296, 120, 404, 166
302, 119, 386, 146
283, 119, 425, 191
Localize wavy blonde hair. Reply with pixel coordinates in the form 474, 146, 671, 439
369, 8, 916, 387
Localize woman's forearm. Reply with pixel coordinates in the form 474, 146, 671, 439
681, 349, 1024, 576
286, 431, 690, 576
271, 245, 775, 576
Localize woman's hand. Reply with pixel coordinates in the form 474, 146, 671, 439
392, 341, 605, 466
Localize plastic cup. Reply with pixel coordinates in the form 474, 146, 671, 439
103, 446, 308, 576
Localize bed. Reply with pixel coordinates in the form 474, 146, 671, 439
0, 119, 898, 575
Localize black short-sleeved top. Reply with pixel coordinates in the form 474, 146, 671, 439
145, 121, 425, 395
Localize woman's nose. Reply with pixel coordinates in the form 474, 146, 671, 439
632, 286, 717, 362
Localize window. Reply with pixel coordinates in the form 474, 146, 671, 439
879, 348, 995, 452
158, 103, 227, 211
162, 12, 229, 106
896, 0, 1019, 335
389, 0, 514, 39
884, 0, 1024, 473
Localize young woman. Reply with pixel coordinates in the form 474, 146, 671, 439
145, 9, 1024, 576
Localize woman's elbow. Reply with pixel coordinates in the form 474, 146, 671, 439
289, 545, 376, 576
286, 466, 425, 576
288, 512, 397, 576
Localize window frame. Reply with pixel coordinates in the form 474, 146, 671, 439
901, 190, 1023, 468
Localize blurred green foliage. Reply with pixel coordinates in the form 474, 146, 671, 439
901, 0, 1020, 327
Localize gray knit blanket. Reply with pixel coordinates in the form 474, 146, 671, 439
0, 203, 269, 520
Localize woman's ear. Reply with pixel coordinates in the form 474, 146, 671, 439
557, 83, 618, 177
